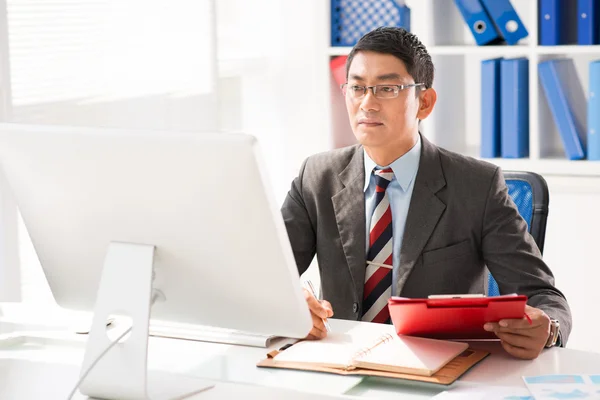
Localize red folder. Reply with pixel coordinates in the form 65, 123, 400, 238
330, 56, 348, 87
388, 295, 528, 340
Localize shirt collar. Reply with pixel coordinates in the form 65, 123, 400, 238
363, 135, 422, 192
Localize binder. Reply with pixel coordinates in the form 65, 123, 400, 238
481, 58, 503, 158
331, 1, 411, 47
399, 4, 411, 33
454, 0, 502, 46
480, 0, 529, 45
539, 0, 578, 45
538, 59, 587, 160
578, 0, 600, 44
388, 294, 528, 340
588, 60, 600, 160
500, 58, 529, 158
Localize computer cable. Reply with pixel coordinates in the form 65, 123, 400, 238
66, 290, 162, 400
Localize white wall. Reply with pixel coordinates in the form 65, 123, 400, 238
542, 177, 600, 353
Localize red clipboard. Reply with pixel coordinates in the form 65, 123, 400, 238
388, 295, 528, 340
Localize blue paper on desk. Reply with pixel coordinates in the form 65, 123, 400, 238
431, 385, 533, 399
523, 374, 600, 399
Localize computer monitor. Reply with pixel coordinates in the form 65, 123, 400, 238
0, 123, 313, 399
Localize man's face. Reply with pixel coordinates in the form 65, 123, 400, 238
345, 51, 421, 149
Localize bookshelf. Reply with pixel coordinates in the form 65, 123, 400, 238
326, 0, 600, 177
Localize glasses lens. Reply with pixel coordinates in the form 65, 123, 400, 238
375, 85, 398, 99
345, 85, 364, 98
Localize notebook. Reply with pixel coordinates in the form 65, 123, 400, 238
267, 332, 467, 377
257, 320, 491, 386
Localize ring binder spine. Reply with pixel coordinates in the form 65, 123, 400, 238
348, 333, 394, 368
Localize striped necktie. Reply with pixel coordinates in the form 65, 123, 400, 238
362, 167, 394, 324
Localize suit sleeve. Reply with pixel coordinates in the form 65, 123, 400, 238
281, 158, 316, 276
481, 167, 572, 345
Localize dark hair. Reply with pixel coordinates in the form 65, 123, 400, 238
345, 27, 434, 89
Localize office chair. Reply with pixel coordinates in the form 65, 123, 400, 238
487, 171, 550, 296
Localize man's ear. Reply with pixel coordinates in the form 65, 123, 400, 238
416, 87, 437, 120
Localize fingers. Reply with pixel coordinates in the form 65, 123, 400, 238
484, 322, 544, 338
305, 311, 328, 340
498, 305, 549, 330
485, 317, 539, 332
302, 288, 334, 340
321, 300, 334, 318
500, 339, 538, 360
484, 307, 551, 343
495, 331, 534, 349
303, 289, 333, 319
480, 306, 551, 360
489, 321, 548, 360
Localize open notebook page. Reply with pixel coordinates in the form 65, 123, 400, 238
353, 334, 469, 376
272, 323, 395, 369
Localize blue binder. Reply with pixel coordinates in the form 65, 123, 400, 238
589, 60, 600, 160
399, 5, 411, 33
330, 1, 411, 47
539, 0, 578, 45
500, 58, 529, 158
454, 0, 502, 45
481, 58, 503, 158
538, 59, 587, 160
578, 0, 600, 44
480, 0, 528, 45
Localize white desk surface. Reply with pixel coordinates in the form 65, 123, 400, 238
0, 318, 599, 399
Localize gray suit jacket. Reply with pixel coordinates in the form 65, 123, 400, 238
281, 134, 572, 344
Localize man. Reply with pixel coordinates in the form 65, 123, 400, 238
281, 27, 571, 360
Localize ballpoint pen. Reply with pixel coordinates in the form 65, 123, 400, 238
304, 279, 332, 332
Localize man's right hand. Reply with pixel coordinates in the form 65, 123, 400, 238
303, 288, 334, 340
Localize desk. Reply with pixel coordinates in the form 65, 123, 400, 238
0, 319, 599, 399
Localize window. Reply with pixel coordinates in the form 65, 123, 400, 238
0, 0, 218, 307
6, 0, 217, 131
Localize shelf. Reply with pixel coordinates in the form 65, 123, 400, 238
537, 45, 600, 55
328, 45, 531, 57
328, 45, 600, 57
481, 158, 600, 177
429, 45, 531, 56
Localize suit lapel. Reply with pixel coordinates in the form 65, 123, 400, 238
397, 135, 447, 295
332, 147, 366, 303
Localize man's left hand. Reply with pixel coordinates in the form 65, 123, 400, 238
484, 305, 552, 360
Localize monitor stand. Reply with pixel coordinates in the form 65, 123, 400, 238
79, 242, 213, 400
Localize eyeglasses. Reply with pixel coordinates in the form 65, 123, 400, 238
341, 83, 425, 99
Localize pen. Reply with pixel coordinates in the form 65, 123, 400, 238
304, 279, 332, 332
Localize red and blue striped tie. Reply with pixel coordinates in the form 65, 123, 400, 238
362, 168, 394, 324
